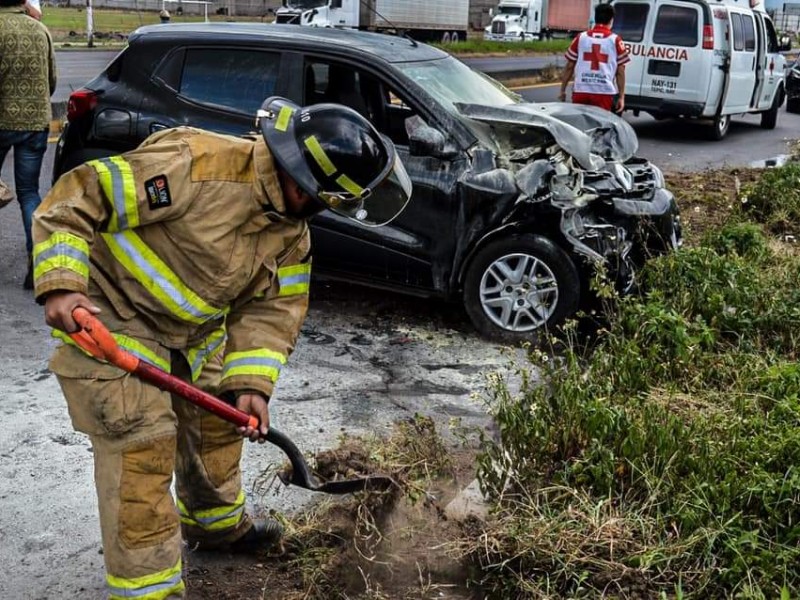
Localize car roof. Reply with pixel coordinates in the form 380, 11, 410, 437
129, 23, 449, 64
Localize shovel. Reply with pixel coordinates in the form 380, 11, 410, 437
68, 307, 395, 495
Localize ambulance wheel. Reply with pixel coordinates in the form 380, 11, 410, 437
760, 93, 780, 130
787, 97, 800, 114
708, 114, 730, 141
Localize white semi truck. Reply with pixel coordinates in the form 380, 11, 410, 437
484, 0, 599, 41
275, 0, 470, 42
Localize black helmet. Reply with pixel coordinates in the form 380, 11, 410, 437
257, 96, 412, 227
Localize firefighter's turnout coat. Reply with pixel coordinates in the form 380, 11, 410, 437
32, 127, 311, 600
33, 127, 311, 400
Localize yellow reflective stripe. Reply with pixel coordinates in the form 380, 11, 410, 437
336, 173, 364, 197
107, 558, 184, 600
303, 136, 337, 176
52, 330, 171, 372
277, 263, 311, 297
221, 349, 286, 383
101, 230, 225, 325
186, 326, 226, 382
89, 156, 139, 233
275, 106, 294, 132
177, 490, 245, 531
32, 232, 90, 280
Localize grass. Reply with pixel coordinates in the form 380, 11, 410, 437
435, 38, 571, 55
462, 160, 800, 598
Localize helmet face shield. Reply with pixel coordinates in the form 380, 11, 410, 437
258, 96, 412, 227
319, 152, 412, 227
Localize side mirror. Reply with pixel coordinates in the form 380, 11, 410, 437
408, 123, 458, 160
779, 37, 793, 52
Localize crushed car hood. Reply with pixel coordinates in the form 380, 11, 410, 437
454, 101, 638, 169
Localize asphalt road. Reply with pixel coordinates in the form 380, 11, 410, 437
54, 50, 800, 171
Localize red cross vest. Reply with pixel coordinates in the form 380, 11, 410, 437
573, 31, 620, 95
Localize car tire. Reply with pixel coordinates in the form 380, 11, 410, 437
787, 96, 800, 114
760, 91, 780, 129
463, 234, 580, 343
707, 114, 730, 141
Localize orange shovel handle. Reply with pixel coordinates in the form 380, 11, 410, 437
70, 307, 139, 372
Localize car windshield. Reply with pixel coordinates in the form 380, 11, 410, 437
396, 56, 520, 114
497, 6, 523, 15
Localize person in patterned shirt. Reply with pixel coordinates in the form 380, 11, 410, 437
0, 0, 56, 289
558, 3, 629, 114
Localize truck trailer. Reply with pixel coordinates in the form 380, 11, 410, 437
484, 0, 599, 41
275, 0, 470, 42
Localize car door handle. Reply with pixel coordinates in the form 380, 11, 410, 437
149, 122, 169, 134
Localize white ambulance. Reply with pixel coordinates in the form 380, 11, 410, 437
610, 0, 787, 139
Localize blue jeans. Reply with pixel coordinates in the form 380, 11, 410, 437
0, 129, 49, 254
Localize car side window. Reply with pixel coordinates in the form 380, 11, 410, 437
303, 59, 417, 146
653, 5, 698, 47
612, 2, 649, 43
765, 18, 779, 53
731, 13, 744, 52
180, 48, 280, 114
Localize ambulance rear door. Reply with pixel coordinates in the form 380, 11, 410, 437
640, 0, 713, 110
611, 0, 653, 98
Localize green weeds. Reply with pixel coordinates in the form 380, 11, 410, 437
467, 164, 800, 598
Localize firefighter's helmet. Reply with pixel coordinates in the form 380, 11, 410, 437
257, 96, 412, 227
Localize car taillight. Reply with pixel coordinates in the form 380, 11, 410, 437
67, 89, 98, 122
702, 24, 713, 50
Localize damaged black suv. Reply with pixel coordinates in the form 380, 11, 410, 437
54, 23, 681, 342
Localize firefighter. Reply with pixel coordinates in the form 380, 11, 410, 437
32, 96, 412, 600
558, 3, 629, 114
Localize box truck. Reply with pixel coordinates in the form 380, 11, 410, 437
275, 0, 469, 42
484, 0, 598, 41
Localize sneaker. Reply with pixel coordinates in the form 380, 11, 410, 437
226, 517, 284, 554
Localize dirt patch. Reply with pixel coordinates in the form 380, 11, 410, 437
185, 418, 481, 600
665, 167, 764, 244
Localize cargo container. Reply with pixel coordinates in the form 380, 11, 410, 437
275, 0, 469, 42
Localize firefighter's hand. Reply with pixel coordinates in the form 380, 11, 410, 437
44, 291, 102, 333
236, 393, 270, 443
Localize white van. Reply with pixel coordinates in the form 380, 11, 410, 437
610, 0, 787, 139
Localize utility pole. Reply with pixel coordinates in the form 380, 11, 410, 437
87, 0, 95, 48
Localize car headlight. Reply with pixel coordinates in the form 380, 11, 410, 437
650, 164, 665, 189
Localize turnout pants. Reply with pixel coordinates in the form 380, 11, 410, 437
51, 342, 252, 600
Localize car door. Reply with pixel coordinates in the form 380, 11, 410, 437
724, 10, 757, 112
288, 53, 468, 295
137, 45, 286, 142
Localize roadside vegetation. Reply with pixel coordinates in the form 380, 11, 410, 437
435, 38, 571, 56
466, 157, 800, 598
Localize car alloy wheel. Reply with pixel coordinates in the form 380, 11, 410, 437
463, 234, 580, 342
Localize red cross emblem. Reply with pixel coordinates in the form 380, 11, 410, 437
583, 43, 609, 71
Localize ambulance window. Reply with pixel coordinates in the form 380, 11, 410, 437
653, 5, 698, 47
741, 15, 756, 51
731, 13, 744, 51
612, 3, 649, 42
